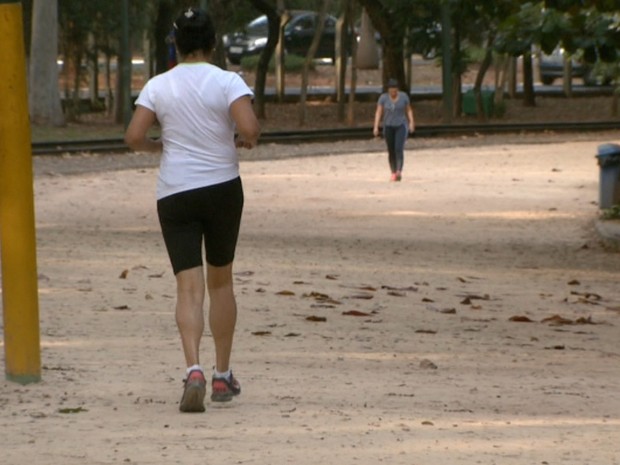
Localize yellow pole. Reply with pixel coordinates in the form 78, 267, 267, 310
0, 0, 41, 384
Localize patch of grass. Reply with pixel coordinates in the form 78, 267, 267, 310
31, 123, 125, 143
600, 204, 620, 220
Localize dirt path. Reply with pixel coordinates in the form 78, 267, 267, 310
2, 135, 620, 464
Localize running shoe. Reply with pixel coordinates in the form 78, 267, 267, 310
210, 372, 241, 402
390, 172, 397, 182
179, 369, 206, 413
395, 171, 402, 181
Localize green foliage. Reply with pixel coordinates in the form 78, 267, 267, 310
240, 53, 312, 73
600, 204, 620, 220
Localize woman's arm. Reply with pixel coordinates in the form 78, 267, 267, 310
124, 105, 162, 152
407, 104, 415, 133
230, 95, 260, 149
373, 103, 383, 137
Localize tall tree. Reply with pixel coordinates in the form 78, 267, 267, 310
29, 0, 65, 126
249, 0, 281, 119
299, 1, 331, 125
356, 0, 408, 90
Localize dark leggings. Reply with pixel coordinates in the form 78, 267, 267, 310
157, 177, 244, 274
384, 124, 407, 173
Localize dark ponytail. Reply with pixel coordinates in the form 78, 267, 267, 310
173, 8, 216, 57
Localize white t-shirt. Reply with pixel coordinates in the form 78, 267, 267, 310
135, 62, 253, 199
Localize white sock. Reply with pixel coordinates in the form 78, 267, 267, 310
186, 364, 203, 376
214, 368, 231, 379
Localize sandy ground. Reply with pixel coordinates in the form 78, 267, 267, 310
2, 133, 620, 465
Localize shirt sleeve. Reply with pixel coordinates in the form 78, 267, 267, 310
135, 81, 156, 112
225, 73, 254, 107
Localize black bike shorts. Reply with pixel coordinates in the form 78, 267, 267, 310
157, 177, 244, 274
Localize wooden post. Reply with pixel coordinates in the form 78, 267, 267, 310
0, 0, 42, 384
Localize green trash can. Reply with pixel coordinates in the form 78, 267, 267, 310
462, 89, 494, 117
596, 143, 620, 209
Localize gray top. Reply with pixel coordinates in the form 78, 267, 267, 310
378, 91, 410, 127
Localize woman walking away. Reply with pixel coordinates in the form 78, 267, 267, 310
373, 78, 415, 181
124, 7, 260, 413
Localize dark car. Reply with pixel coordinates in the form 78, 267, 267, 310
225, 11, 339, 65
539, 47, 612, 86
539, 47, 586, 85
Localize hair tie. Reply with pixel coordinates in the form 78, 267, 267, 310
184, 8, 195, 18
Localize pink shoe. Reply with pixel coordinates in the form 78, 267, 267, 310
390, 173, 397, 182
179, 369, 206, 412
211, 372, 241, 402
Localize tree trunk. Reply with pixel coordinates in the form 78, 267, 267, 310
29, 0, 64, 126
473, 35, 495, 122
275, 7, 289, 103
562, 53, 573, 97
249, 0, 280, 119
336, 0, 353, 122
299, 0, 331, 126
347, 19, 358, 127
356, 8, 378, 70
357, 0, 406, 91
154, 0, 175, 75
210, 0, 228, 69
522, 50, 536, 107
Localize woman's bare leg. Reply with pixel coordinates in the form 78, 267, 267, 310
175, 266, 205, 367
207, 263, 237, 373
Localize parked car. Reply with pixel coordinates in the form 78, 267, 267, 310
539, 47, 611, 86
225, 10, 340, 65
538, 47, 585, 85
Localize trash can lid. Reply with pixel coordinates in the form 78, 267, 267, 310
597, 143, 620, 157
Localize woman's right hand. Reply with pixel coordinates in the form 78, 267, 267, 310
373, 127, 380, 138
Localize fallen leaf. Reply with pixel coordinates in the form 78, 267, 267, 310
305, 315, 326, 322
422, 297, 434, 303
509, 315, 534, 322
420, 359, 438, 369
421, 420, 434, 426
570, 291, 602, 302
148, 272, 165, 278
58, 407, 88, 414
541, 314, 574, 325
284, 333, 301, 337
302, 291, 341, 305
113, 305, 130, 311
342, 310, 371, 317
325, 274, 339, 280
381, 285, 418, 292
545, 345, 565, 350
387, 291, 406, 297
119, 269, 129, 279
567, 279, 580, 286
251, 331, 271, 336
276, 290, 296, 296
575, 316, 597, 325
358, 285, 377, 292
415, 329, 437, 334
348, 293, 374, 300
